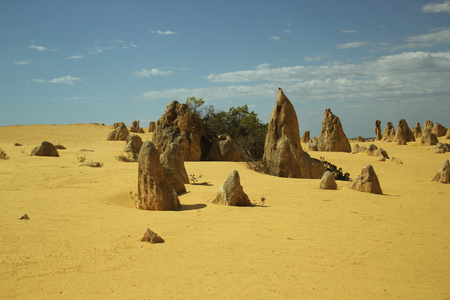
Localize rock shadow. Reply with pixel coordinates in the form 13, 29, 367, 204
179, 203, 207, 211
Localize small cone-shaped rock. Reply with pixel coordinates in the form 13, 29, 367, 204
348, 164, 383, 194
432, 159, 450, 183
263, 88, 325, 179
315, 108, 351, 152
141, 228, 164, 243
31, 141, 59, 157
160, 143, 189, 194
19, 214, 30, 220
394, 119, 415, 142
382, 122, 396, 141
320, 171, 337, 190
137, 141, 180, 210
209, 170, 252, 206
412, 122, 422, 139
432, 123, 446, 137
375, 120, 382, 141
107, 123, 129, 141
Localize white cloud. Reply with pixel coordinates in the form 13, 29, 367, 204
67, 54, 84, 59
340, 30, 358, 34
336, 41, 368, 49
14, 60, 33, 65
422, 1, 450, 13
88, 40, 138, 54
151, 30, 177, 36
403, 27, 450, 48
31, 76, 82, 85
269, 36, 281, 40
284, 29, 291, 34
61, 96, 104, 101
133, 68, 173, 78
28, 44, 58, 52
303, 56, 322, 62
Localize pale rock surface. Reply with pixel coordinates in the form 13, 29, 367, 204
394, 119, 415, 142
348, 164, 383, 194
124, 134, 143, 154
391, 157, 403, 164
315, 108, 351, 152
382, 122, 396, 141
432, 159, 450, 183
107, 123, 129, 141
433, 143, 450, 154
263, 88, 325, 179
352, 143, 367, 154
432, 123, 447, 137
152, 100, 205, 161
320, 171, 337, 190
160, 143, 189, 194
141, 228, 164, 243
136, 141, 180, 210
420, 132, 439, 146
209, 170, 252, 206
31, 141, 59, 157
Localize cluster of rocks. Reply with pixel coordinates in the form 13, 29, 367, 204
352, 143, 390, 161
130, 120, 145, 133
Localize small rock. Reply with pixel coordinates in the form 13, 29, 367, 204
79, 161, 102, 167
14, 143, 22, 146
209, 170, 252, 206
55, 144, 66, 150
432, 159, 450, 183
391, 157, 403, 164
141, 228, 164, 243
320, 171, 337, 190
19, 214, 29, 220
348, 164, 383, 194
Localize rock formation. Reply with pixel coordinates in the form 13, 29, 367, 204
124, 134, 143, 154
205, 134, 245, 161
432, 123, 447, 137
352, 143, 367, 154
375, 120, 382, 141
160, 143, 189, 194
152, 101, 205, 161
382, 122, 396, 141
412, 122, 422, 139
79, 161, 102, 167
209, 170, 252, 206
391, 157, 403, 164
107, 123, 129, 141
263, 88, 325, 179
367, 144, 389, 159
433, 143, 450, 154
421, 120, 438, 145
315, 108, 351, 152
394, 119, 415, 142
31, 141, 59, 157
356, 136, 365, 143
348, 164, 383, 194
446, 128, 450, 139
301, 131, 310, 143
136, 141, 180, 211
320, 171, 337, 190
148, 121, 156, 133
432, 159, 450, 183
130, 120, 140, 133
141, 228, 164, 243
308, 138, 318, 151
113, 122, 125, 129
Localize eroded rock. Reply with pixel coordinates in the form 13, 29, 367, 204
320, 171, 337, 190
432, 159, 450, 183
315, 108, 351, 152
209, 170, 252, 206
348, 164, 383, 194
31, 141, 59, 157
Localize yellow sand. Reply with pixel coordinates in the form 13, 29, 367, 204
0, 124, 449, 299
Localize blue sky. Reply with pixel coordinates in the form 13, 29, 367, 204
1, 0, 449, 137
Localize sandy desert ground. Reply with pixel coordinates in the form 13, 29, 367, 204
0, 123, 449, 299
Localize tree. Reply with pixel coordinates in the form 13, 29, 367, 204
185, 97, 268, 161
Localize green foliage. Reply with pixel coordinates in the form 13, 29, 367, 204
186, 97, 268, 161
320, 157, 351, 181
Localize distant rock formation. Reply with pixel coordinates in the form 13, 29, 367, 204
422, 121, 434, 135
433, 143, 450, 154
152, 100, 205, 161
412, 122, 422, 139
209, 170, 252, 206
124, 134, 143, 154
352, 143, 367, 154
375, 120, 382, 141
348, 164, 383, 194
432, 123, 447, 137
263, 88, 325, 179
394, 119, 415, 142
315, 108, 351, 152
148, 121, 156, 133
31, 141, 59, 157
113, 122, 125, 129
107, 123, 129, 141
136, 141, 180, 211
205, 134, 245, 161
356, 136, 365, 143
420, 131, 439, 146
382, 122, 395, 141
308, 138, 318, 151
446, 128, 450, 139
130, 120, 140, 133
432, 159, 450, 183
367, 144, 389, 159
160, 143, 189, 195
320, 171, 337, 190
301, 131, 310, 143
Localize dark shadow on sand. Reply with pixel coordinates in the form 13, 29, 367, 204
179, 203, 207, 211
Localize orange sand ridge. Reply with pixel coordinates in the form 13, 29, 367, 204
0, 124, 449, 299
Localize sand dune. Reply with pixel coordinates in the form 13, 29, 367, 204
0, 124, 449, 299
